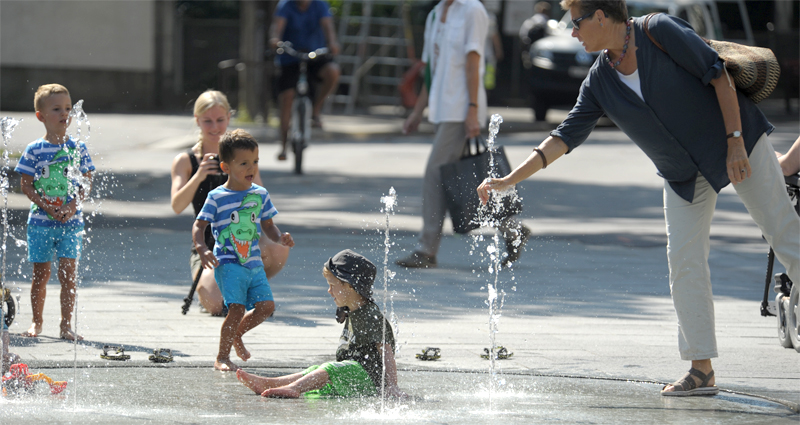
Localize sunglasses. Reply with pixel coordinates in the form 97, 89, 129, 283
572, 10, 596, 30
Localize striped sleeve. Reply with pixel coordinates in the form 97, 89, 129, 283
78, 141, 95, 174
261, 190, 278, 221
197, 194, 217, 222
14, 144, 38, 176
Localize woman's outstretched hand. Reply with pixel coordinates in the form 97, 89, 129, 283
477, 177, 512, 204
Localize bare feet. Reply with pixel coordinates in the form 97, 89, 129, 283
233, 336, 250, 362
262, 387, 301, 398
215, 358, 240, 372
237, 369, 272, 394
21, 324, 42, 337
59, 327, 84, 341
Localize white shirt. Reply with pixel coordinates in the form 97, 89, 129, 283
422, 0, 488, 125
616, 68, 644, 101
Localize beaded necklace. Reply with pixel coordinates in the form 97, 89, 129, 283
605, 19, 631, 69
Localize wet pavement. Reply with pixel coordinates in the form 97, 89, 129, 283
1, 102, 799, 422
2, 368, 798, 424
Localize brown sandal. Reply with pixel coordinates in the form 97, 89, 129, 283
661, 368, 719, 397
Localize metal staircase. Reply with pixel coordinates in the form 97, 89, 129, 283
329, 0, 413, 114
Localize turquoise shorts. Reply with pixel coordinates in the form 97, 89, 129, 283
27, 225, 83, 263
302, 360, 376, 398
214, 263, 273, 310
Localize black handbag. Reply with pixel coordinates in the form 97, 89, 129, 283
440, 137, 522, 234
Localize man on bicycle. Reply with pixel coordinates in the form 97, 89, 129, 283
270, 0, 341, 161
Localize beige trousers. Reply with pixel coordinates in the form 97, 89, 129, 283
664, 134, 800, 360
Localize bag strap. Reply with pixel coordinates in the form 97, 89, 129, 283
461, 136, 488, 158
644, 13, 666, 54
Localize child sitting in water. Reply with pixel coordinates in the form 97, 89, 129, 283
193, 129, 294, 371
237, 249, 407, 398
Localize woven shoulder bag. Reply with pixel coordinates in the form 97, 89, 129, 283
644, 13, 780, 104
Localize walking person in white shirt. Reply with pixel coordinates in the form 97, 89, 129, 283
396, 0, 530, 269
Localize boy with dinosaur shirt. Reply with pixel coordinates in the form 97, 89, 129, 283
193, 129, 294, 371
15, 84, 94, 341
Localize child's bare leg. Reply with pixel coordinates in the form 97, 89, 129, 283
262, 368, 330, 398
232, 300, 274, 362
23, 262, 51, 337
57, 258, 82, 341
236, 370, 304, 395
216, 303, 245, 371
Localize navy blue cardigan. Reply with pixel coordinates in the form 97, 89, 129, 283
551, 13, 773, 202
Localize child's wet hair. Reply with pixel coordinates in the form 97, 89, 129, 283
34, 84, 70, 112
193, 90, 231, 117
219, 129, 258, 163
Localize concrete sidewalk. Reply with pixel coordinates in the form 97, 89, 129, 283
1, 104, 798, 412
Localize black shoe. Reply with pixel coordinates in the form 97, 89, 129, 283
395, 251, 437, 268
504, 224, 531, 266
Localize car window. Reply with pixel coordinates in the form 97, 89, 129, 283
716, 1, 747, 40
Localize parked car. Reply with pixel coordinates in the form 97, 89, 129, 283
525, 0, 753, 122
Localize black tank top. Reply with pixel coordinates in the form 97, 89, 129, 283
188, 149, 227, 250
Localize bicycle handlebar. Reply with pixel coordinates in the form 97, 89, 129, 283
274, 41, 330, 61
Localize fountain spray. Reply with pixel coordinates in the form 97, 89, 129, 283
1, 117, 21, 373
66, 100, 93, 408
379, 187, 397, 409
478, 113, 517, 406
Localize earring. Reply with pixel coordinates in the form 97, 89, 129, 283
600, 22, 603, 27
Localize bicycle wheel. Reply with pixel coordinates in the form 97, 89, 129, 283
293, 101, 306, 174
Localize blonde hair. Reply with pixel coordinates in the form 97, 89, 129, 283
193, 90, 232, 151
193, 90, 231, 117
34, 84, 70, 112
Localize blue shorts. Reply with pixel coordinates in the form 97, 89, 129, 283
27, 225, 83, 263
214, 263, 273, 310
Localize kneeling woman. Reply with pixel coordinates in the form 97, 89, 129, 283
170, 90, 291, 315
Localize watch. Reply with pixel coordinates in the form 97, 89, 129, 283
726, 130, 742, 139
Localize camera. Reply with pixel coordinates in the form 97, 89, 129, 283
210, 155, 223, 173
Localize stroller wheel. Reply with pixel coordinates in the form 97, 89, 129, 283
777, 293, 794, 348
787, 282, 800, 353
3, 288, 16, 328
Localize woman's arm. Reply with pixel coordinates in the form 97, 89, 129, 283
465, 51, 481, 139
171, 152, 220, 214
710, 73, 749, 185
477, 136, 569, 204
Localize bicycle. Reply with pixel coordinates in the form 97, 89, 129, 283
275, 41, 329, 175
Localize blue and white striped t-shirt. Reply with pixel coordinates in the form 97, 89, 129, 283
14, 137, 95, 227
197, 184, 278, 268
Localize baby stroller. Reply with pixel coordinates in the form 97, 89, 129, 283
761, 173, 800, 352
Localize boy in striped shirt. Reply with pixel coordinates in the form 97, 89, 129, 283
193, 129, 294, 371
15, 84, 94, 341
